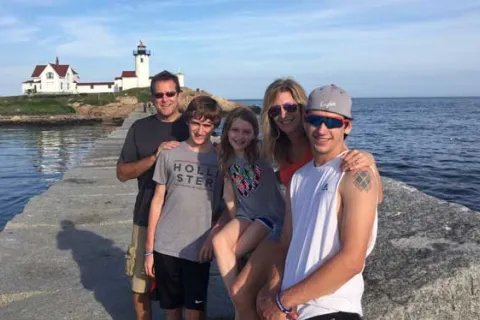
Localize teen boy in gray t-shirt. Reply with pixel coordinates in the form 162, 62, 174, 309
144, 96, 222, 319
152, 141, 218, 260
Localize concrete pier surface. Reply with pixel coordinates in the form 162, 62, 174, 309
1, 108, 479, 320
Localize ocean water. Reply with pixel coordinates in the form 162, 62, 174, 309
0, 97, 479, 231
0, 125, 115, 231
232, 97, 480, 212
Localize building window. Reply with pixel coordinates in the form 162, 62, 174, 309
90, 85, 94, 89
140, 58, 143, 63
46, 72, 54, 79
61, 83, 63, 90
67, 83, 70, 90
108, 84, 112, 89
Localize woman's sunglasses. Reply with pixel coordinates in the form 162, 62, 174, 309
304, 114, 350, 129
154, 91, 177, 99
268, 103, 299, 118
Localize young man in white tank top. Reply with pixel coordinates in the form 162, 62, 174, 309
257, 84, 380, 320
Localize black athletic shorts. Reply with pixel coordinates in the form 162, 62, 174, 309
153, 251, 210, 311
307, 312, 361, 320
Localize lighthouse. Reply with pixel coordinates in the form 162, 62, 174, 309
133, 41, 150, 87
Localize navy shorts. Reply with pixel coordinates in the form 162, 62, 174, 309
153, 252, 210, 311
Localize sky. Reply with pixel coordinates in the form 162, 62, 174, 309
0, 0, 479, 98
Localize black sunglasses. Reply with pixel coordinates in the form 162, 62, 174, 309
268, 103, 299, 118
154, 91, 177, 99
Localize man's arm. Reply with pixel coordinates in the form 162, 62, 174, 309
117, 140, 180, 182
280, 168, 378, 309
117, 154, 157, 182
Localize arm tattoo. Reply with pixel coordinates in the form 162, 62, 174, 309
353, 170, 372, 192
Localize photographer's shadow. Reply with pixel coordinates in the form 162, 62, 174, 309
57, 220, 135, 319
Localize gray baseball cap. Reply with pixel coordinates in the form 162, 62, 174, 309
306, 84, 352, 119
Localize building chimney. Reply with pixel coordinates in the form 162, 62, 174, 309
55, 57, 59, 65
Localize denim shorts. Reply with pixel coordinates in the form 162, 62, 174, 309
236, 215, 275, 231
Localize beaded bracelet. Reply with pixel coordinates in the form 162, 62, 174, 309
275, 292, 293, 314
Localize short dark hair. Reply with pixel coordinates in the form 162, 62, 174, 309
184, 96, 222, 128
150, 70, 181, 95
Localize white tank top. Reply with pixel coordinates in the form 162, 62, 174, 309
281, 153, 378, 319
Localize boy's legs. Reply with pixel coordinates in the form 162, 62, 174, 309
126, 224, 152, 320
154, 252, 183, 320
182, 258, 211, 320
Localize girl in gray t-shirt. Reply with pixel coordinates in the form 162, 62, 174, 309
212, 107, 285, 302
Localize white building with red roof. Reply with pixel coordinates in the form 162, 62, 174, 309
21, 41, 182, 95
22, 57, 79, 94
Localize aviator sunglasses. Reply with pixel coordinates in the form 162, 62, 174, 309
304, 114, 350, 129
154, 91, 177, 99
268, 103, 299, 118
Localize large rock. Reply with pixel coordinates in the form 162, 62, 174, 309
75, 99, 139, 118
363, 177, 480, 319
179, 88, 243, 113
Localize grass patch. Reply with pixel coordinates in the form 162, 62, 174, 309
0, 98, 75, 115
121, 87, 152, 102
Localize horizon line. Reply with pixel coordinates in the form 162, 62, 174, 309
231, 95, 480, 101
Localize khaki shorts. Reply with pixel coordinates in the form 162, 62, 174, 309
126, 224, 152, 293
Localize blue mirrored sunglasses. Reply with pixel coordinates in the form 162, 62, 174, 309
304, 114, 350, 129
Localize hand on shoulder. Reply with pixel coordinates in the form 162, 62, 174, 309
340, 149, 375, 172
156, 140, 181, 158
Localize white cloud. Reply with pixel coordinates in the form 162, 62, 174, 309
0, 65, 33, 96
0, 14, 38, 43
7, 0, 65, 6
0, 15, 17, 26
34, 15, 131, 58
1, 0, 479, 96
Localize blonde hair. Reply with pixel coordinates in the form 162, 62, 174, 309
219, 107, 260, 176
260, 78, 308, 165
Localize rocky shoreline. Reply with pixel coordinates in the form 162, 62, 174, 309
0, 87, 248, 126
0, 114, 126, 126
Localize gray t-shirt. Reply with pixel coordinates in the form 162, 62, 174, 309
152, 142, 219, 262
228, 157, 285, 226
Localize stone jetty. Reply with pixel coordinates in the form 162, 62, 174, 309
0, 109, 232, 320
1, 108, 479, 320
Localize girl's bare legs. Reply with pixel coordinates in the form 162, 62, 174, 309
230, 239, 280, 320
212, 218, 270, 298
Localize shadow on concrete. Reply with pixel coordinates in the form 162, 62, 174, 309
56, 220, 135, 320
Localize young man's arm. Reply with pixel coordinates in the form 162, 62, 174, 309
279, 168, 378, 310
341, 149, 383, 204
144, 183, 166, 277
256, 184, 294, 319
143, 151, 170, 277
